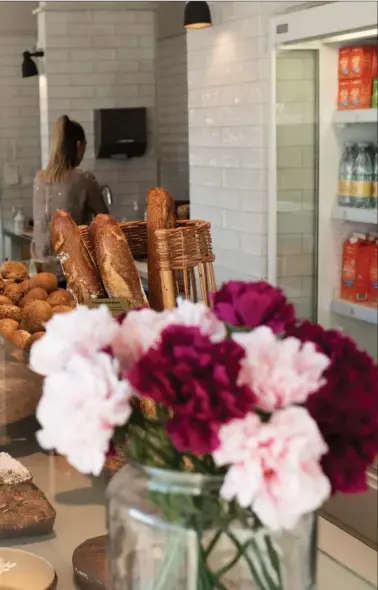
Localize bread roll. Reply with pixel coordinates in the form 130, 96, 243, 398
20, 288, 49, 308
89, 214, 148, 309
0, 296, 12, 306
0, 319, 19, 334
7, 330, 31, 350
146, 188, 176, 311
50, 210, 105, 303
0, 305, 22, 323
47, 289, 74, 307
0, 261, 28, 282
28, 272, 57, 294
20, 300, 52, 334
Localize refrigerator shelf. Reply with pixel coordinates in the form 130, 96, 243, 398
332, 205, 378, 225
331, 299, 378, 325
333, 109, 378, 125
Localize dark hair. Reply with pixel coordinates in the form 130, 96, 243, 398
45, 115, 86, 182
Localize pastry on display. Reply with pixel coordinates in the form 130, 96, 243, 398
0, 453, 56, 539
0, 304, 22, 323
20, 300, 53, 334
0, 260, 77, 351
0, 260, 29, 282
6, 330, 31, 350
89, 214, 148, 308
0, 318, 19, 334
46, 288, 75, 307
146, 187, 176, 311
28, 272, 58, 294
0, 295, 12, 305
50, 210, 106, 303
3, 282, 24, 305
19, 287, 49, 307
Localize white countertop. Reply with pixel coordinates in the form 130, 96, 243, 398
1, 449, 375, 590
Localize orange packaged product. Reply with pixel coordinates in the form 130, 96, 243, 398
368, 239, 378, 305
337, 80, 350, 110
341, 233, 370, 302
350, 46, 374, 79
349, 78, 372, 109
338, 47, 351, 79
372, 47, 378, 79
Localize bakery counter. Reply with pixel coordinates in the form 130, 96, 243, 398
0, 443, 375, 590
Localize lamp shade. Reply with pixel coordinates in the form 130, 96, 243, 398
22, 52, 39, 78
184, 1, 212, 30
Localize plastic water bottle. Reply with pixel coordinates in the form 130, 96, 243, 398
338, 143, 355, 207
351, 143, 372, 209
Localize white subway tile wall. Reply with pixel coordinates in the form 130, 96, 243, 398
38, 6, 158, 221
187, 0, 312, 284
156, 33, 189, 202
0, 33, 40, 225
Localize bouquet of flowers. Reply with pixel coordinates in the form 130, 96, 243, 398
31, 281, 378, 589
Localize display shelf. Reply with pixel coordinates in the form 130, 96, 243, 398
331, 299, 378, 324
333, 109, 378, 125
332, 205, 378, 225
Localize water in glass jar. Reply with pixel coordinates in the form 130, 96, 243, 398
338, 143, 355, 207
351, 143, 373, 209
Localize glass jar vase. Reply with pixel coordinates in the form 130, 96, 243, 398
107, 464, 317, 590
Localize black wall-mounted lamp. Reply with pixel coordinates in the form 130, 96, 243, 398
22, 50, 45, 78
184, 1, 212, 30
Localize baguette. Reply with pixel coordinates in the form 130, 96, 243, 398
50, 210, 106, 303
89, 214, 148, 309
146, 188, 176, 311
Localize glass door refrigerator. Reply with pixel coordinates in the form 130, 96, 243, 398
268, 1, 377, 549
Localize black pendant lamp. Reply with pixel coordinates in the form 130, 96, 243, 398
184, 1, 212, 30
22, 50, 44, 78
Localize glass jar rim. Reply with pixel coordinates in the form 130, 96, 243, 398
135, 462, 224, 495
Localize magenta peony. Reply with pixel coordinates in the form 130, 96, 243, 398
128, 326, 255, 454
211, 281, 295, 333
288, 322, 378, 494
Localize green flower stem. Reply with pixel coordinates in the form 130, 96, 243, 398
226, 530, 281, 590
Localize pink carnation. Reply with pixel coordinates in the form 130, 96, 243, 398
234, 327, 330, 411
36, 353, 132, 475
30, 305, 119, 376
213, 406, 331, 531
113, 299, 226, 374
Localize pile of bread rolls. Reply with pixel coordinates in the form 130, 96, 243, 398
0, 261, 76, 351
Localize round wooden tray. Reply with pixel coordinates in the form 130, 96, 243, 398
0, 548, 56, 589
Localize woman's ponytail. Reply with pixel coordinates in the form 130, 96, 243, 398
44, 115, 86, 183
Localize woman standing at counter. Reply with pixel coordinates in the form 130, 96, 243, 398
33, 115, 109, 260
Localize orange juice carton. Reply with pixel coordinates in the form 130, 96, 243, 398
350, 46, 374, 79
339, 47, 351, 79
368, 239, 378, 305
341, 233, 370, 302
337, 80, 350, 110
372, 47, 378, 78
349, 79, 372, 109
